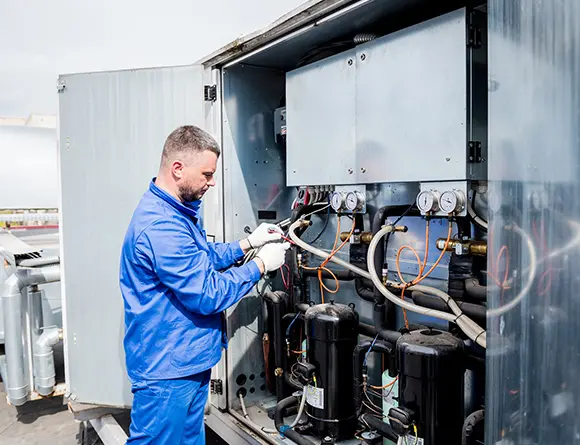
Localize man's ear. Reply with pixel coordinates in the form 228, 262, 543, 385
171, 160, 184, 179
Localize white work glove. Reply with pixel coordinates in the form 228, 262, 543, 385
247, 223, 283, 249
255, 242, 291, 273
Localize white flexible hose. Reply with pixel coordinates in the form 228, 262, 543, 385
367, 226, 486, 348
467, 199, 488, 230
289, 390, 307, 428
239, 394, 278, 434
289, 220, 371, 279
289, 220, 486, 348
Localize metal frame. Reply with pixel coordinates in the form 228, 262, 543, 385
89, 415, 128, 445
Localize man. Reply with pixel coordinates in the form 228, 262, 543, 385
119, 125, 289, 444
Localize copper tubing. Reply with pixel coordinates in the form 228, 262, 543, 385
436, 238, 487, 256
340, 226, 407, 244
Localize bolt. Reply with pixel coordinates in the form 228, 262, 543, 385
446, 157, 451, 162
347, 59, 353, 66
361, 53, 366, 60
361, 167, 366, 173
348, 168, 354, 174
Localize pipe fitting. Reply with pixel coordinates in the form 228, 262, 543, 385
34, 327, 62, 396
1, 265, 61, 405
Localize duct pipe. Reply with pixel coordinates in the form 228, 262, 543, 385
34, 327, 62, 396
1, 265, 60, 406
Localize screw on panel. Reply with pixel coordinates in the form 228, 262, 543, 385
360, 54, 366, 61
446, 157, 451, 162
348, 168, 354, 174
347, 59, 353, 66
57, 80, 66, 93
361, 167, 366, 173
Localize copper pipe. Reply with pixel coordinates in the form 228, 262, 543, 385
339, 227, 406, 244
436, 238, 487, 256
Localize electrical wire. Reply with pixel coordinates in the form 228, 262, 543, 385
306, 200, 331, 244
468, 191, 488, 230
363, 334, 379, 367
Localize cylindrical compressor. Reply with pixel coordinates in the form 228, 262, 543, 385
304, 301, 359, 440
396, 329, 465, 445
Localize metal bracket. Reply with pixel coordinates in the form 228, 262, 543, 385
89, 415, 128, 445
204, 85, 217, 102
57, 80, 66, 93
468, 141, 483, 163
210, 379, 223, 395
467, 25, 482, 48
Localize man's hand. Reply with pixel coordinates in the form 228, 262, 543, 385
254, 242, 291, 274
246, 223, 283, 249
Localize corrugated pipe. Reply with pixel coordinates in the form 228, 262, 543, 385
1, 265, 61, 406
353, 33, 377, 44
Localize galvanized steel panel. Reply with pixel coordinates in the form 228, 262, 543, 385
286, 8, 478, 186
286, 49, 356, 186
59, 64, 206, 407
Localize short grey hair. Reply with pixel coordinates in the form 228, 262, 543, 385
161, 125, 220, 166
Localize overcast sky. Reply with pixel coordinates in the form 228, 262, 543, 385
0, 0, 305, 117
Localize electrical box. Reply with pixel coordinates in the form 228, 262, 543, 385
286, 8, 487, 186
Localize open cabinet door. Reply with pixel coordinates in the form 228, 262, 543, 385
58, 64, 223, 408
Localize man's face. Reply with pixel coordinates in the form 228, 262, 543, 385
175, 150, 218, 202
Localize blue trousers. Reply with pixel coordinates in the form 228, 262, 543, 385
126, 370, 211, 445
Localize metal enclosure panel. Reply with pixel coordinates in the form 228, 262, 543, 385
355, 9, 468, 184
286, 49, 356, 186
286, 8, 480, 186
221, 64, 293, 409
59, 64, 207, 407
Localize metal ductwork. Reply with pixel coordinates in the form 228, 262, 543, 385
1, 265, 61, 405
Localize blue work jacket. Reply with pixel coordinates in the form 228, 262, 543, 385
119, 179, 261, 381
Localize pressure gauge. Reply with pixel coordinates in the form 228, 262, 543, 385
330, 192, 346, 212
345, 191, 365, 212
416, 190, 439, 214
440, 190, 466, 214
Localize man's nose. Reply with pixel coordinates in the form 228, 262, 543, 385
208, 177, 216, 187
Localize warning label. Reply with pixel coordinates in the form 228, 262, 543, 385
306, 385, 324, 410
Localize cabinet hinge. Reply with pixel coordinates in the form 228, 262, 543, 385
210, 379, 223, 395
467, 25, 482, 49
204, 85, 217, 102
468, 141, 483, 163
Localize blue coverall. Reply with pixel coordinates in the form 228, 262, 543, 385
119, 179, 261, 444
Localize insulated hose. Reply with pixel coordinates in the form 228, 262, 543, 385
289, 220, 486, 348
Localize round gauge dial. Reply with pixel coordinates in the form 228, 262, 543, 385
345, 191, 364, 211
330, 192, 345, 212
416, 191, 439, 213
440, 190, 465, 214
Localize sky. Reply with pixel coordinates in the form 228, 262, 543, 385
0, 0, 306, 117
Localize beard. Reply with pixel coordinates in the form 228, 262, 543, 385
178, 183, 205, 202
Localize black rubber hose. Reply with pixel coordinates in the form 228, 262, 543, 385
372, 304, 402, 344
371, 205, 420, 327
464, 278, 487, 301
359, 414, 399, 442
462, 409, 485, 445
263, 290, 288, 401
301, 268, 354, 280
274, 396, 317, 445
410, 291, 486, 326
355, 277, 376, 302
353, 339, 394, 416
